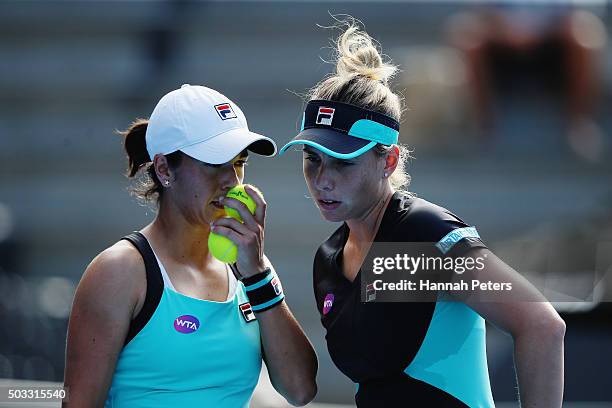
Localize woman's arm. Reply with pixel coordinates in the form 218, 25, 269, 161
212, 185, 318, 406
449, 248, 565, 408
63, 243, 144, 407
255, 300, 318, 406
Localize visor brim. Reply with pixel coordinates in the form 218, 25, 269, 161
279, 128, 376, 159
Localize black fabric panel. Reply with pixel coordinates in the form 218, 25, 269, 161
356, 373, 469, 408
120, 232, 164, 347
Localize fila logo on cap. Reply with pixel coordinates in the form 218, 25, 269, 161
215, 103, 237, 120
239, 302, 257, 323
316, 107, 335, 126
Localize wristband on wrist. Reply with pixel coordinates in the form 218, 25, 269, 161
242, 268, 285, 312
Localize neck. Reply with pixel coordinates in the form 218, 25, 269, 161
143, 199, 213, 270
346, 186, 394, 243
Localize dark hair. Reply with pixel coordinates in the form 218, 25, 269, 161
118, 118, 184, 204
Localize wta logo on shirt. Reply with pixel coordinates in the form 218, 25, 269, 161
174, 314, 200, 334
316, 107, 335, 126
215, 103, 237, 120
322, 293, 334, 315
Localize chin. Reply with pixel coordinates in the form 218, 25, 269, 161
319, 211, 346, 223
206, 208, 226, 222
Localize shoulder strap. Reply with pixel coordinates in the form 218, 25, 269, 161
121, 231, 164, 346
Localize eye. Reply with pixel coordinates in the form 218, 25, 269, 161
338, 160, 354, 166
234, 160, 248, 167
304, 155, 320, 163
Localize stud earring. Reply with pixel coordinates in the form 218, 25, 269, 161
164, 180, 170, 186
384, 172, 388, 178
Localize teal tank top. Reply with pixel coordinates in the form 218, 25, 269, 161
105, 232, 262, 408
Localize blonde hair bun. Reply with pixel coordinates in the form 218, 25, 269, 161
310, 20, 402, 120
336, 25, 398, 84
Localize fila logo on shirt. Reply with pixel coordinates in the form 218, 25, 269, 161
316, 107, 335, 126
239, 302, 257, 323
215, 103, 237, 120
174, 314, 200, 334
366, 283, 376, 302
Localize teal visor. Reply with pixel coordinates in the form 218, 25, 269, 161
279, 100, 400, 159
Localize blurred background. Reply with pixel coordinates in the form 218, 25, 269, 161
0, 0, 611, 406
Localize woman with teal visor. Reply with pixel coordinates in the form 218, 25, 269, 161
280, 21, 565, 407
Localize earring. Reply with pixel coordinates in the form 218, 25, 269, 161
384, 172, 388, 178
164, 180, 170, 186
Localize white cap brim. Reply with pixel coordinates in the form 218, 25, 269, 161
179, 128, 277, 165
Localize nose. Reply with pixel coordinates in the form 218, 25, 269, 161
314, 163, 334, 192
219, 163, 241, 191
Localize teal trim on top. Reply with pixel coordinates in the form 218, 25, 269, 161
404, 293, 495, 408
435, 226, 480, 255
348, 119, 399, 145
278, 140, 377, 159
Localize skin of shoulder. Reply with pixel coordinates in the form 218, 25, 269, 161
81, 240, 146, 320
62, 240, 146, 407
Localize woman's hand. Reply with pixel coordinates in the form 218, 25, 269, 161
211, 184, 268, 277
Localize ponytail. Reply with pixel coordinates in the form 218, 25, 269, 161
117, 118, 184, 205
120, 118, 151, 177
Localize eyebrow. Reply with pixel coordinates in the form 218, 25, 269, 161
302, 147, 319, 155
303, 147, 356, 163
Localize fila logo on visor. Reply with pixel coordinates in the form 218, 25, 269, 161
316, 107, 335, 126
215, 103, 237, 120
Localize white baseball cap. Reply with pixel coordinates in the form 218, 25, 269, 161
145, 84, 277, 164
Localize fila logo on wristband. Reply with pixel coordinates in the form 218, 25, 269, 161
271, 277, 282, 296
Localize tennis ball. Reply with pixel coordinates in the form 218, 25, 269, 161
208, 185, 261, 263
208, 233, 238, 264
224, 185, 258, 221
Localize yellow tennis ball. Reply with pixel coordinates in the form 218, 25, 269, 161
208, 232, 238, 264
208, 185, 261, 264
224, 185, 258, 221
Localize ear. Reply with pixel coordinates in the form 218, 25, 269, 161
383, 145, 400, 177
153, 154, 173, 185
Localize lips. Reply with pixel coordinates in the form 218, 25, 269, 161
318, 199, 341, 211
210, 196, 225, 209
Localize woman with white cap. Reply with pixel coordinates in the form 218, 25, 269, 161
63, 84, 318, 407
280, 23, 565, 407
